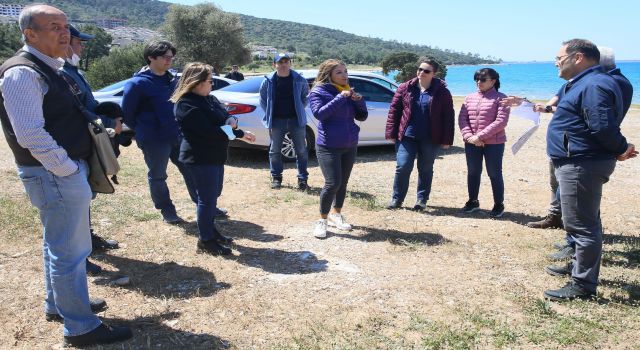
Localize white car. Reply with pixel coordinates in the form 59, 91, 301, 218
93, 75, 237, 137
212, 71, 398, 161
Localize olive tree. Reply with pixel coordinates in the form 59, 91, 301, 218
381, 52, 447, 83
85, 44, 146, 89
162, 3, 251, 73
76, 24, 112, 71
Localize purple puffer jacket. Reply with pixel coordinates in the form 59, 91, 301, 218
458, 87, 510, 144
309, 83, 368, 148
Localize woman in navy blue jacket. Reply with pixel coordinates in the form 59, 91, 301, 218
171, 62, 255, 255
308, 59, 368, 239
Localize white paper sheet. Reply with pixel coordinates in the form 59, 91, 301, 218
510, 101, 541, 155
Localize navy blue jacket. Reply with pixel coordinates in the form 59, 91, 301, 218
122, 69, 179, 143
547, 65, 628, 161
608, 67, 633, 117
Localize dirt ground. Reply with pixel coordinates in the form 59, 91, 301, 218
0, 98, 639, 349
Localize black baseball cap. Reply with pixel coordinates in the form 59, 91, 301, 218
69, 25, 94, 41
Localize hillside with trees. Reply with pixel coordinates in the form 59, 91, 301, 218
1, 0, 499, 66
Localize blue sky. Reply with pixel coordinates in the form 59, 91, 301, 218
166, 0, 639, 62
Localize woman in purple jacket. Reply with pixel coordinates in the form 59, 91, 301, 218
308, 59, 368, 239
458, 68, 510, 217
385, 57, 455, 211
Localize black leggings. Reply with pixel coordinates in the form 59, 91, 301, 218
316, 145, 357, 215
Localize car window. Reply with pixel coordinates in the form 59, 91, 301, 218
218, 76, 263, 93
369, 78, 397, 91
212, 79, 230, 91
97, 79, 129, 92
348, 78, 394, 103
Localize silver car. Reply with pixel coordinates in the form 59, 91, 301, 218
212, 71, 398, 161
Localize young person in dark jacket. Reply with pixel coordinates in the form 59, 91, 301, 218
308, 59, 368, 239
171, 63, 255, 255
384, 57, 455, 212
122, 41, 197, 224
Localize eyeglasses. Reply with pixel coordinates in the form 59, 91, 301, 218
159, 54, 175, 61
204, 79, 213, 83
555, 52, 575, 62
418, 68, 433, 74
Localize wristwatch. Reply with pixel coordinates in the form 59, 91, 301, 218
545, 105, 553, 113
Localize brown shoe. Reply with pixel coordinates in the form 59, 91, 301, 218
527, 214, 563, 229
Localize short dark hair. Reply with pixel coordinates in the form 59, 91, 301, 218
416, 56, 440, 73
143, 41, 176, 64
562, 39, 600, 63
474, 68, 501, 91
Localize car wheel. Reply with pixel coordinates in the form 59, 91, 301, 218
281, 128, 314, 163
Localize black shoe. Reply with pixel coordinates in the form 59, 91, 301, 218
543, 282, 595, 301
213, 232, 234, 245
213, 207, 229, 219
163, 214, 186, 225
412, 202, 427, 212
527, 214, 563, 229
386, 200, 402, 210
548, 246, 575, 261
64, 323, 133, 347
46, 297, 107, 322
197, 239, 232, 256
270, 177, 282, 189
91, 231, 119, 250
298, 179, 308, 191
553, 242, 569, 250
545, 262, 573, 277
86, 259, 102, 276
489, 203, 505, 218
461, 200, 480, 213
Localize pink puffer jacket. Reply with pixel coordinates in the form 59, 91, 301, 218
458, 88, 510, 144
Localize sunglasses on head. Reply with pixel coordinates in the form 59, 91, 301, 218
418, 67, 432, 74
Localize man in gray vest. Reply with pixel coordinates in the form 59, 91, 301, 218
0, 4, 131, 346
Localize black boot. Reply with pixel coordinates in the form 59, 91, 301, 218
213, 231, 234, 245
64, 323, 133, 347
527, 214, 563, 229
197, 239, 232, 256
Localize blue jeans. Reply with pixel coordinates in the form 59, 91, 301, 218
186, 164, 224, 241
316, 145, 357, 215
465, 143, 505, 204
554, 158, 616, 293
269, 118, 308, 180
136, 137, 197, 217
392, 137, 440, 204
18, 160, 101, 336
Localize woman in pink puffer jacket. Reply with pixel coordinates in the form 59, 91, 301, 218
458, 68, 510, 217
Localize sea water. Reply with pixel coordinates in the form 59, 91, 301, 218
378, 61, 640, 104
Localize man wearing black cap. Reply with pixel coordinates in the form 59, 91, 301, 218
259, 53, 310, 190
225, 64, 244, 81
62, 25, 120, 266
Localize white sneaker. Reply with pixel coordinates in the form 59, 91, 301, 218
328, 213, 352, 231
313, 219, 327, 238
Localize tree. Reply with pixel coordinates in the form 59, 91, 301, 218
381, 52, 447, 83
162, 3, 251, 73
76, 24, 112, 71
85, 44, 146, 89
0, 23, 22, 62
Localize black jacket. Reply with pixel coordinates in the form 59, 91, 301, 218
175, 92, 244, 165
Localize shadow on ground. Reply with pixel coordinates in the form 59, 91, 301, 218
427, 204, 541, 225
92, 254, 230, 299
184, 219, 327, 275
333, 226, 450, 247
600, 278, 640, 305
102, 311, 230, 349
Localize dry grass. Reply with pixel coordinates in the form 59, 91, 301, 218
0, 98, 639, 349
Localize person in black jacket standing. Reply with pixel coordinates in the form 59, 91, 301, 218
171, 62, 255, 255
224, 64, 244, 81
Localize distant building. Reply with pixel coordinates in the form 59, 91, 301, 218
0, 4, 23, 18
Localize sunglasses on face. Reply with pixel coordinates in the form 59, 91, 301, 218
418, 67, 433, 74
475, 77, 489, 83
